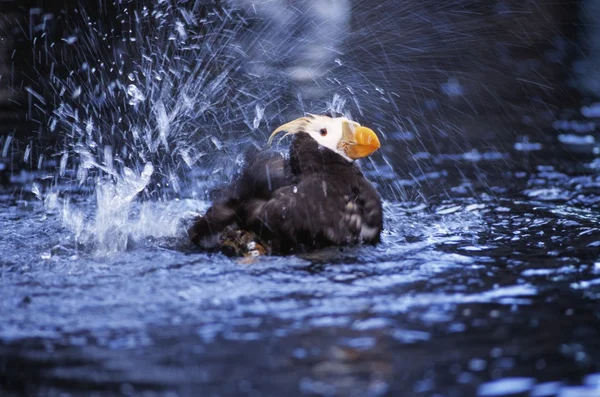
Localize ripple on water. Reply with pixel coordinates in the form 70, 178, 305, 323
2, 163, 600, 396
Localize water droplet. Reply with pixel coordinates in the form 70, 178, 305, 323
23, 144, 31, 162
71, 86, 82, 99
253, 104, 264, 129
175, 20, 187, 40
31, 182, 42, 200
59, 152, 69, 177
62, 35, 77, 44
127, 84, 146, 106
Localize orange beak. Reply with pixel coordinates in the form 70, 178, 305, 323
340, 121, 381, 159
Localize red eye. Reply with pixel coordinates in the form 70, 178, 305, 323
320, 128, 328, 136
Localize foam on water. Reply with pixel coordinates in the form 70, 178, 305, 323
52, 167, 210, 255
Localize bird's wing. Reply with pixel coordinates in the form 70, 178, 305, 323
255, 175, 381, 251
189, 149, 291, 249
353, 177, 383, 243
235, 150, 290, 199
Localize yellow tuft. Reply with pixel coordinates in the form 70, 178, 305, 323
267, 116, 312, 146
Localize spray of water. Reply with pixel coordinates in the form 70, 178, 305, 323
31, 3, 258, 252
32, 1, 356, 253
21, 0, 571, 253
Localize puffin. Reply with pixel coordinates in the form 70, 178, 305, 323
188, 114, 383, 256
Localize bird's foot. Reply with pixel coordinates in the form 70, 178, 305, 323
220, 228, 269, 258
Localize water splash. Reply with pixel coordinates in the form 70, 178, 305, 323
34, 1, 376, 254
54, 161, 207, 255
126, 84, 146, 106
93, 162, 155, 253
24, 0, 573, 255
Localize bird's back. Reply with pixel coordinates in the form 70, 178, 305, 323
188, 148, 291, 250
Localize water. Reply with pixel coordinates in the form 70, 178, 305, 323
1, 1, 600, 396
3, 116, 600, 395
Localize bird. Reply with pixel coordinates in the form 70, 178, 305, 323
188, 113, 383, 256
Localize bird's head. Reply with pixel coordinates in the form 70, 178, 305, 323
268, 114, 381, 162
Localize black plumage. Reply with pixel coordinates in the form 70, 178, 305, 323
188, 149, 291, 250
189, 115, 383, 255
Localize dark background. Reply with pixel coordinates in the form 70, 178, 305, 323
0, 0, 592, 179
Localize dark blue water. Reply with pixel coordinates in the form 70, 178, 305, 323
1, 1, 599, 396
2, 113, 600, 396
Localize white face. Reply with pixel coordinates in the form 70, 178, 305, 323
303, 115, 352, 161
270, 114, 379, 162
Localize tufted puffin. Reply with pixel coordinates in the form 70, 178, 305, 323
188, 114, 383, 256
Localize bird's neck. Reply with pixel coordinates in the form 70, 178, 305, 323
290, 133, 354, 175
